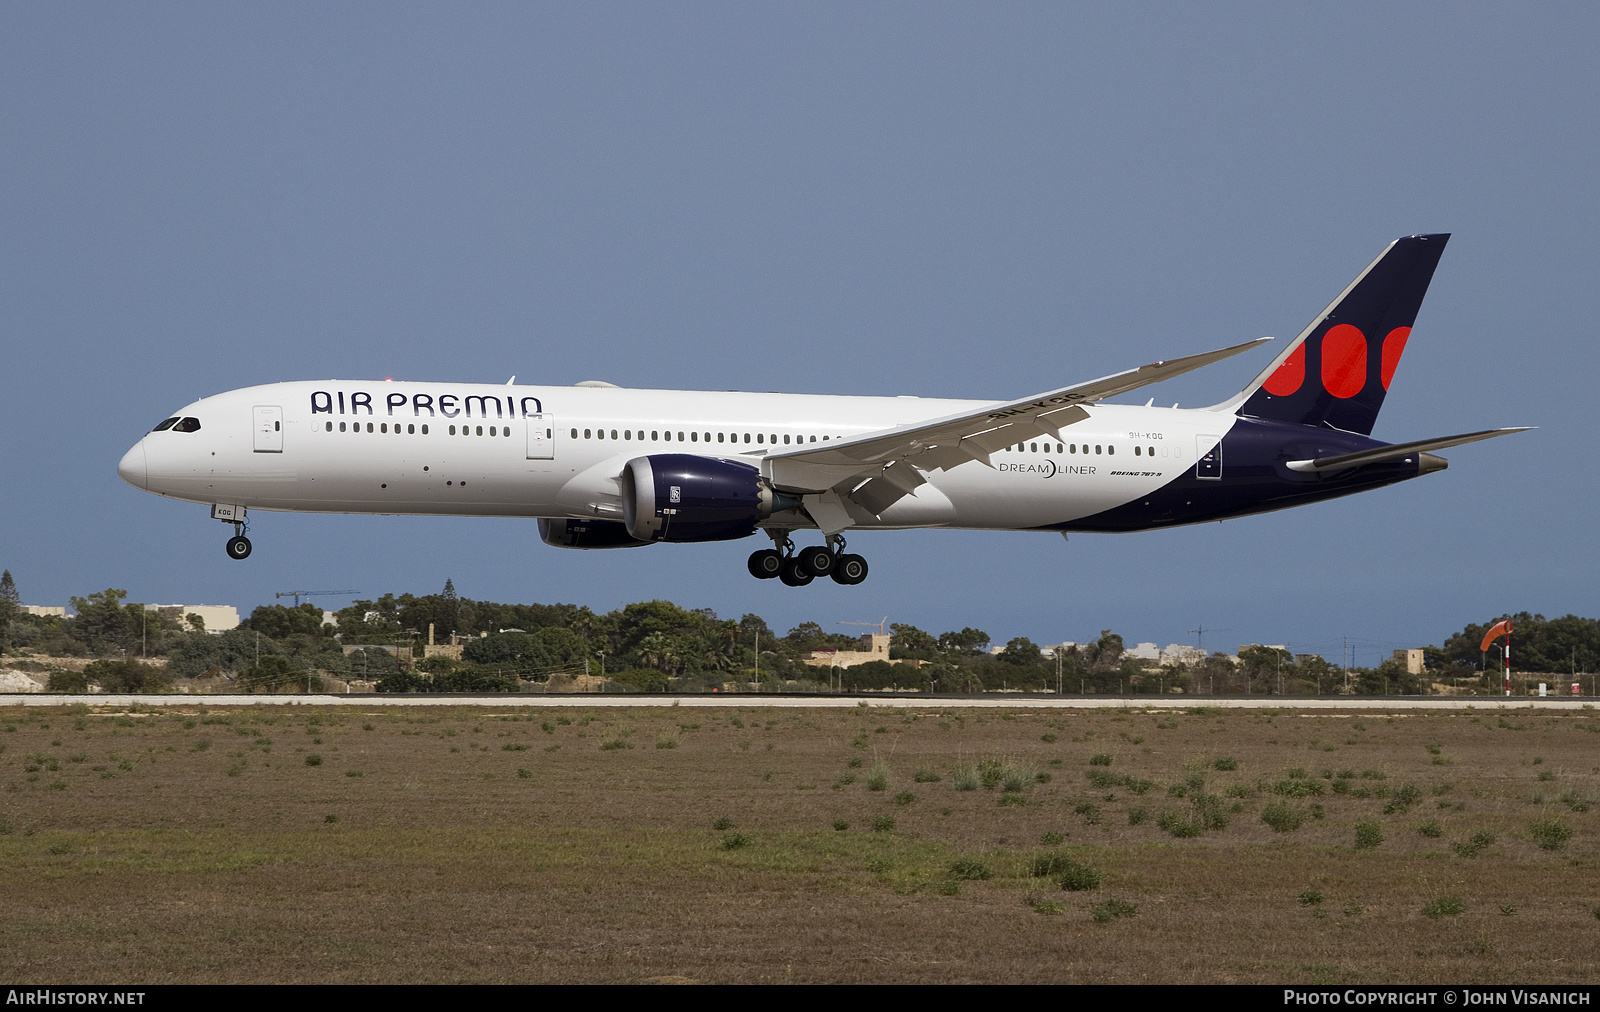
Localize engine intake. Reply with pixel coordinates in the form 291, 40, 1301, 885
538, 517, 652, 550
622, 454, 796, 543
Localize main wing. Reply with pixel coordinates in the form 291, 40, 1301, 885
762, 337, 1269, 533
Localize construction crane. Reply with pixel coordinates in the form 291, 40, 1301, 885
275, 590, 361, 608
839, 617, 889, 636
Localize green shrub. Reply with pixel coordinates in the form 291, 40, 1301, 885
1127, 807, 1149, 826
893, 791, 917, 806
833, 820, 849, 831
1214, 757, 1238, 771
1073, 802, 1102, 825
1088, 754, 1113, 766
721, 832, 751, 850
1452, 831, 1495, 857
1299, 889, 1323, 906
913, 770, 941, 783
1033, 899, 1064, 915
1417, 820, 1443, 838
1057, 861, 1102, 892
1103, 898, 1137, 917
866, 762, 890, 791
951, 764, 980, 791
1035, 772, 1052, 784
1030, 850, 1076, 877
1158, 810, 1203, 837
1354, 821, 1383, 850
1529, 818, 1573, 851
1383, 784, 1422, 814
1272, 778, 1324, 798
948, 858, 992, 880
655, 739, 677, 749
1087, 770, 1120, 790
304, 754, 322, 766
712, 816, 734, 830
1261, 801, 1305, 833
998, 794, 1028, 807
516, 768, 531, 779
1000, 764, 1035, 793
871, 815, 895, 832
1041, 733, 1057, 743
1040, 831, 1064, 846
1422, 895, 1463, 918
599, 739, 632, 751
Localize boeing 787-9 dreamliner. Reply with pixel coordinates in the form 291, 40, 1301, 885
118, 234, 1525, 587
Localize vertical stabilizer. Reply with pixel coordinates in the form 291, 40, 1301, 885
1230, 234, 1449, 435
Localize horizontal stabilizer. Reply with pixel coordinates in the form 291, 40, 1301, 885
1285, 427, 1531, 473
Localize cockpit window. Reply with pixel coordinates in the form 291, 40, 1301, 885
174, 417, 202, 432
152, 418, 179, 432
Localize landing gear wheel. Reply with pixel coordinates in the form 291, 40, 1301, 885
778, 556, 815, 587
226, 536, 253, 560
798, 545, 834, 577
747, 549, 783, 579
830, 553, 868, 585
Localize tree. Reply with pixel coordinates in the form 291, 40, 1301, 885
0, 570, 18, 604
83, 657, 172, 693
1000, 637, 1043, 666
938, 628, 991, 654
0, 571, 14, 654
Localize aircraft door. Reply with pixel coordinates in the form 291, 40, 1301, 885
253, 406, 284, 453
526, 413, 554, 460
1196, 435, 1221, 479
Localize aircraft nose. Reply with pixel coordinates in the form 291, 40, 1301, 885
118, 441, 147, 490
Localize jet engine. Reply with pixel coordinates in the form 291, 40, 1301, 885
621, 454, 800, 543
537, 517, 652, 549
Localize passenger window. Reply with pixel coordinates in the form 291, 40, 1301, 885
381, 423, 388, 433
571, 429, 578, 439
691, 432, 698, 442
449, 425, 457, 435
611, 429, 618, 439
784, 434, 791, 445
1095, 445, 1102, 454
1030, 442, 1037, 453
1148, 446, 1154, 456
325, 422, 333, 432
421, 424, 429, 434
367, 423, 374, 433
652, 431, 659, 440
1068, 444, 1075, 454
717, 432, 724, 443
1134, 445, 1140, 456
408, 424, 415, 434
490, 426, 497, 436
476, 426, 484, 436
677, 431, 685, 441
340, 422, 347, 432
584, 429, 591, 438
1107, 445, 1114, 455
757, 434, 764, 444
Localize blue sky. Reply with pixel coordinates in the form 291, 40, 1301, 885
2, 4, 1594, 663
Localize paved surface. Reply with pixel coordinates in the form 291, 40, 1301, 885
2, 693, 1594, 711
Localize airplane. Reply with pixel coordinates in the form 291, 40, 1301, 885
117, 233, 1526, 587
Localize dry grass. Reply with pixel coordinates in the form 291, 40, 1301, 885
0, 702, 1597, 983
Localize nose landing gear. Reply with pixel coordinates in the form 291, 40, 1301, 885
746, 533, 868, 586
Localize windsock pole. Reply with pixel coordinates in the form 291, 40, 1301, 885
1479, 620, 1515, 698
1504, 628, 1512, 697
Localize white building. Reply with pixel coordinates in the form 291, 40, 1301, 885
20, 605, 65, 617
145, 604, 241, 633
1159, 644, 1209, 666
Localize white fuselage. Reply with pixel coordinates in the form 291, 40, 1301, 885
118, 380, 1234, 532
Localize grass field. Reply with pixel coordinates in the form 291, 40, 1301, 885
1, 701, 1596, 984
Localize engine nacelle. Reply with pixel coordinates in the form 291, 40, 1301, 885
537, 517, 652, 550
622, 454, 793, 543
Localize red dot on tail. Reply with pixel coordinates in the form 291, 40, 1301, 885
1380, 327, 1410, 390
1321, 324, 1367, 399
1262, 342, 1305, 396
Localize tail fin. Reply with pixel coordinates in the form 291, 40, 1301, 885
1230, 234, 1449, 435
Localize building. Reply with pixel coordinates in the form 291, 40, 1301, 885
804, 633, 891, 669
1393, 649, 1425, 675
1159, 644, 1209, 666
423, 623, 464, 661
20, 605, 65, 618
145, 604, 241, 632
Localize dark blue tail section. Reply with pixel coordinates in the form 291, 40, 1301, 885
1235, 234, 1449, 435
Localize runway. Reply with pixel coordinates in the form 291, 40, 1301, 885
3, 693, 1594, 711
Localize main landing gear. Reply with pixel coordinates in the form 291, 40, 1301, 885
747, 534, 868, 587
